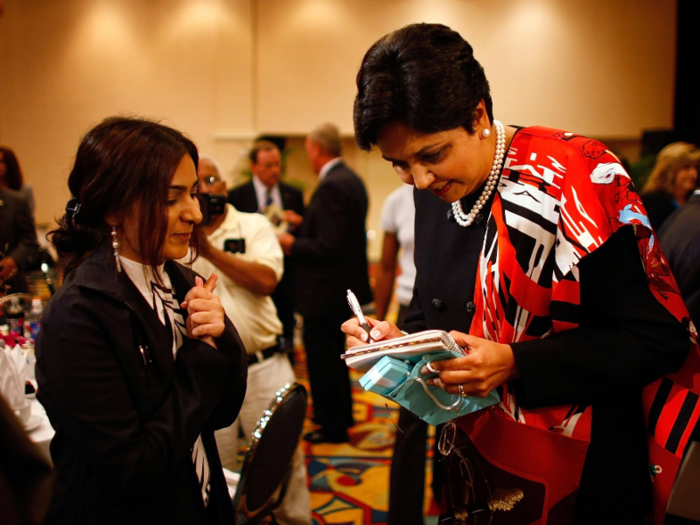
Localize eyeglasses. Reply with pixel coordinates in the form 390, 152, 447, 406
201, 175, 222, 186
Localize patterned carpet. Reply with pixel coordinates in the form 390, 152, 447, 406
293, 347, 440, 525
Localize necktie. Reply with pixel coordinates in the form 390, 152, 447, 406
265, 189, 273, 210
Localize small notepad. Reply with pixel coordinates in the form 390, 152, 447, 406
341, 329, 465, 373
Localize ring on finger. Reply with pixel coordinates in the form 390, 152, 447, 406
426, 361, 438, 374
457, 384, 466, 398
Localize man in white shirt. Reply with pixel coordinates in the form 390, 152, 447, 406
193, 156, 311, 525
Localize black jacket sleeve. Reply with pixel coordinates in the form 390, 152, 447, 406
36, 287, 245, 494
511, 226, 689, 408
203, 315, 248, 432
6, 192, 39, 268
292, 178, 360, 262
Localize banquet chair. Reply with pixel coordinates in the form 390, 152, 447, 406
231, 382, 308, 525
0, 293, 34, 310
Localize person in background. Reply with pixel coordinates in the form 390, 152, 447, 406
374, 184, 416, 324
641, 142, 700, 231
36, 117, 247, 524
192, 156, 312, 525
0, 147, 38, 294
279, 123, 372, 444
0, 146, 35, 214
345, 23, 694, 524
659, 180, 700, 331
228, 140, 305, 355
374, 183, 431, 525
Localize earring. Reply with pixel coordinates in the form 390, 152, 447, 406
481, 127, 491, 138
111, 225, 122, 272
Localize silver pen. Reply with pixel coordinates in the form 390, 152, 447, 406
346, 289, 374, 343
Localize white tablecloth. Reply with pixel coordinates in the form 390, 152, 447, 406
27, 396, 53, 464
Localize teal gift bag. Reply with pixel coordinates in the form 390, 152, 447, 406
360, 355, 500, 426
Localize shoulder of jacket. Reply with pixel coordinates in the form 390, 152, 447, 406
229, 181, 254, 193
279, 181, 301, 192
515, 126, 613, 164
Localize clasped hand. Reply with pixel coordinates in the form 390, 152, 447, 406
340, 317, 518, 398
181, 273, 225, 348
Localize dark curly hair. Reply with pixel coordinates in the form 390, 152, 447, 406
50, 116, 200, 274
354, 23, 493, 151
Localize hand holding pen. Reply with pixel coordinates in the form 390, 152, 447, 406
346, 289, 374, 343
341, 289, 407, 347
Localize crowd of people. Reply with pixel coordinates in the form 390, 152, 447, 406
1, 20, 700, 525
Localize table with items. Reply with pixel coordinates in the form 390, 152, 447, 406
1, 293, 54, 464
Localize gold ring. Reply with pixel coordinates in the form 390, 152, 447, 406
426, 361, 438, 374
457, 384, 465, 398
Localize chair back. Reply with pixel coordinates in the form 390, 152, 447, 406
232, 382, 307, 525
0, 293, 34, 309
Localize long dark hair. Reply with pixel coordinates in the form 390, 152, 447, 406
50, 116, 200, 274
0, 146, 24, 190
354, 23, 493, 151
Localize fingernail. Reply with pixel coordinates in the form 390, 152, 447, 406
360, 332, 368, 342
420, 366, 429, 375
370, 329, 381, 340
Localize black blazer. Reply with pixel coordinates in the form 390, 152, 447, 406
660, 193, 700, 329
292, 161, 372, 318
641, 190, 678, 232
36, 248, 247, 524
227, 180, 305, 217
0, 187, 38, 293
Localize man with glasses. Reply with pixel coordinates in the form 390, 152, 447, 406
193, 156, 312, 525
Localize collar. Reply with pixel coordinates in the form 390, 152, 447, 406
252, 176, 281, 210
207, 204, 241, 242
252, 175, 271, 195
319, 157, 342, 181
70, 246, 193, 307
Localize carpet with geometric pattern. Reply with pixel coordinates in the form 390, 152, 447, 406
293, 347, 440, 525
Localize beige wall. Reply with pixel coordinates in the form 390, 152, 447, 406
255, 0, 676, 137
1, 0, 256, 225
0, 0, 677, 261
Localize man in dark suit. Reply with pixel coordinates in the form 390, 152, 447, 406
279, 123, 372, 444
0, 186, 38, 294
228, 140, 305, 353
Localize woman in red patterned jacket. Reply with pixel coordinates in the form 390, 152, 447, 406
344, 23, 697, 525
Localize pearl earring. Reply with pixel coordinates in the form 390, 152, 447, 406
481, 127, 491, 138
111, 225, 122, 272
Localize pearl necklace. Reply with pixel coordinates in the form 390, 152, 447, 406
451, 119, 506, 227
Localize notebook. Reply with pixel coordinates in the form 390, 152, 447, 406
341, 329, 466, 373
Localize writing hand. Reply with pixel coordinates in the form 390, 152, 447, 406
341, 317, 404, 347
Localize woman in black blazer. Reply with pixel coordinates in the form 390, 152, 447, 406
36, 117, 247, 524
